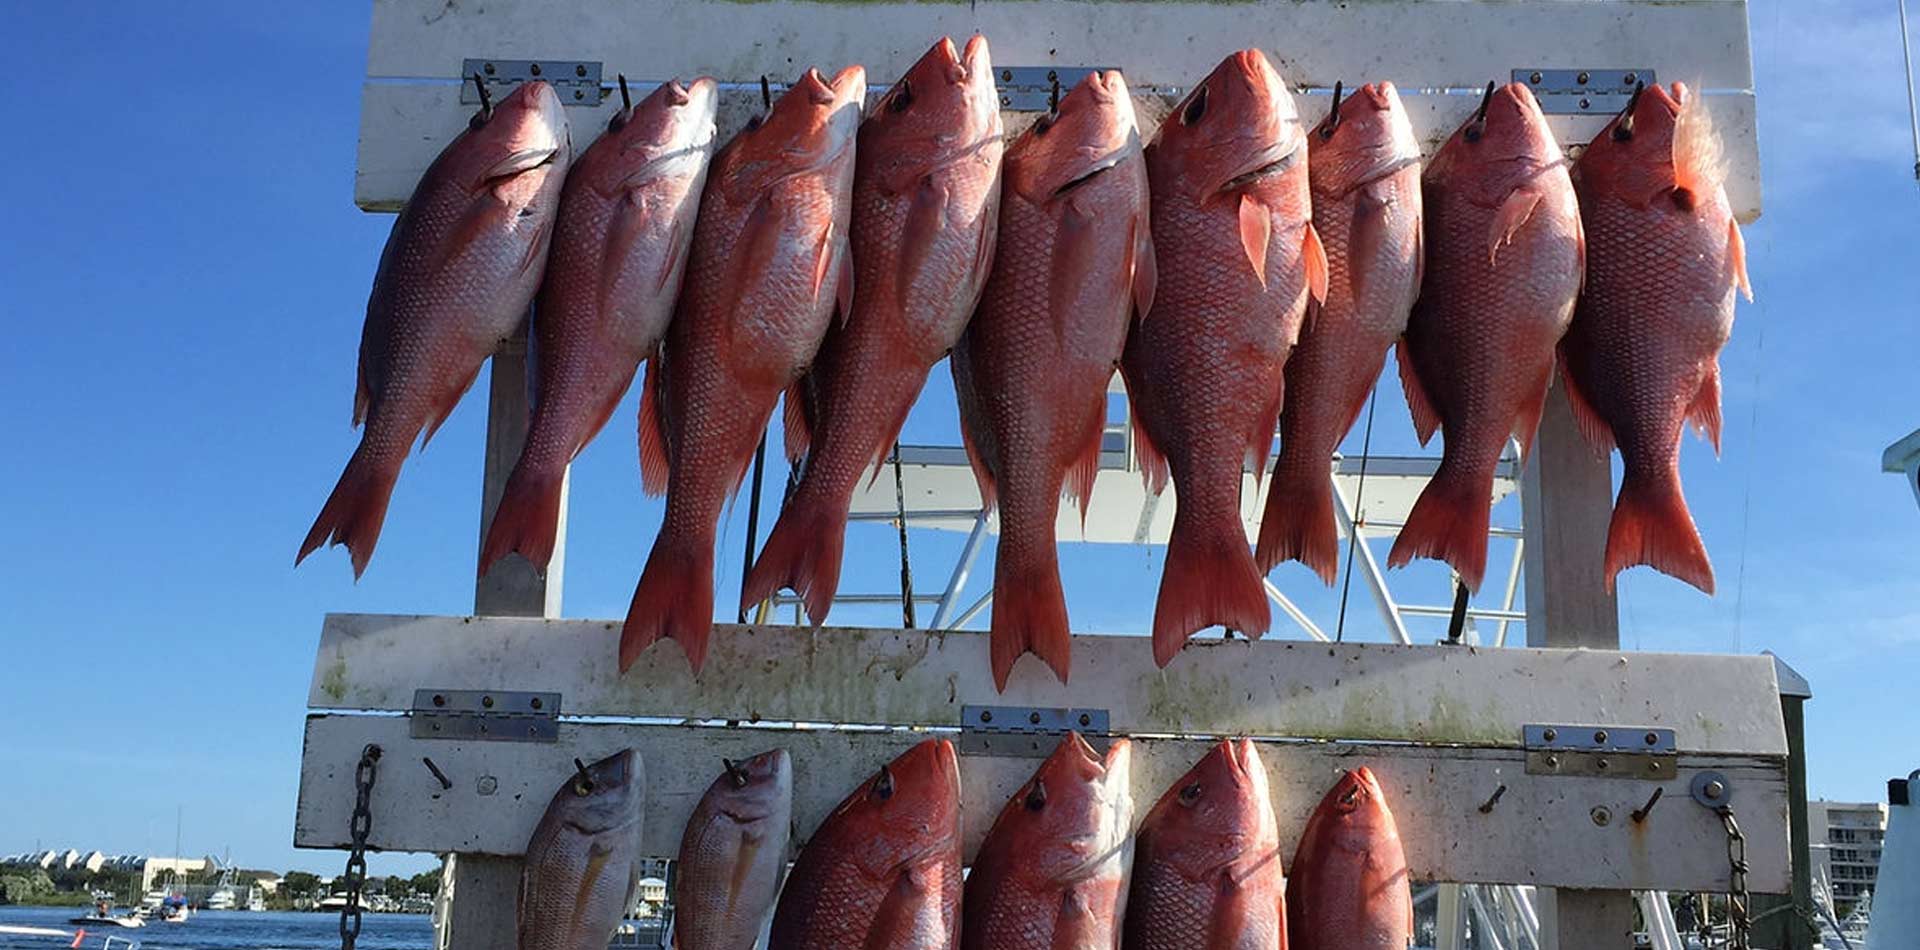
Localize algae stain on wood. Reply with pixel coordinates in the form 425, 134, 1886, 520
320, 658, 351, 703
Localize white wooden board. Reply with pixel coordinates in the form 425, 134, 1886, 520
295, 715, 1788, 892
309, 615, 1788, 756
354, 82, 1758, 216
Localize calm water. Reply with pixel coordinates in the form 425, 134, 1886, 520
0, 907, 431, 950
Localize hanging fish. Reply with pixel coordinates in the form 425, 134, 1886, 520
619, 66, 866, 673
769, 738, 963, 949
952, 70, 1155, 690
963, 733, 1135, 950
1120, 48, 1323, 666
299, 79, 570, 576
674, 750, 793, 950
1285, 768, 1412, 950
1387, 82, 1584, 590
743, 36, 1004, 623
518, 750, 645, 950
479, 77, 718, 577
1560, 82, 1748, 594
1260, 81, 1423, 584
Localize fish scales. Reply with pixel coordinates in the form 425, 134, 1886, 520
518, 750, 645, 950
1285, 768, 1412, 950
674, 750, 793, 950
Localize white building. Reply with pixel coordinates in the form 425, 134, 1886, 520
141, 856, 213, 892
1811, 799, 1889, 914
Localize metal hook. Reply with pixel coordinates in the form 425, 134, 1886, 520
471, 73, 493, 119
722, 758, 750, 789
1321, 81, 1344, 139
1632, 786, 1665, 823
761, 75, 773, 110
1472, 80, 1495, 122
1478, 783, 1508, 814
573, 757, 595, 792
421, 756, 452, 791
1049, 74, 1061, 113
618, 74, 632, 111
1613, 80, 1646, 141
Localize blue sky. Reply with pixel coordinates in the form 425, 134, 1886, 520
2, 1, 1916, 877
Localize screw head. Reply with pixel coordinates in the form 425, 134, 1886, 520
483, 63, 496, 75
574, 89, 584, 100
1078, 713, 1091, 727
1594, 729, 1609, 744
477, 775, 498, 796
1545, 754, 1561, 769
1001, 70, 1012, 81
530, 697, 543, 710
1529, 71, 1543, 84
1579, 97, 1592, 110
1576, 71, 1591, 85
1591, 806, 1612, 826
980, 710, 993, 723
1706, 780, 1726, 800
1596, 757, 1611, 771
1623, 72, 1638, 85
1543, 728, 1558, 742
530, 63, 543, 76
1648, 760, 1662, 774
575, 64, 587, 77
1029, 711, 1042, 725
481, 695, 495, 709
432, 694, 447, 707
1645, 732, 1659, 746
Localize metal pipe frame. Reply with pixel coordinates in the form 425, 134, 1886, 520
930, 509, 991, 630
1264, 580, 1331, 641
1330, 475, 1414, 645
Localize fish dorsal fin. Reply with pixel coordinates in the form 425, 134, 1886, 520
1487, 188, 1543, 267
1671, 88, 1727, 201
1302, 221, 1329, 306
1237, 193, 1271, 289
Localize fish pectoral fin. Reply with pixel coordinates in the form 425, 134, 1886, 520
1728, 218, 1753, 301
835, 233, 856, 326
1049, 197, 1103, 334
419, 361, 487, 449
486, 146, 560, 181
1119, 367, 1170, 496
782, 373, 816, 463
1556, 351, 1617, 456
898, 176, 951, 312
1237, 193, 1271, 289
1130, 212, 1158, 320
861, 865, 949, 950
1302, 221, 1330, 306
724, 193, 783, 329
1487, 187, 1544, 266
637, 348, 671, 495
1689, 361, 1724, 456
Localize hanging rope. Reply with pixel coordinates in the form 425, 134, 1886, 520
1334, 380, 1381, 642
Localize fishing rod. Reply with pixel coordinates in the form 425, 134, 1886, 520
1902, 0, 1920, 179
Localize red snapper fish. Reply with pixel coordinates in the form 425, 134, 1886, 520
518, 749, 644, 950
1285, 768, 1411, 950
299, 80, 570, 576
743, 36, 1004, 623
769, 738, 963, 950
1387, 82, 1584, 590
479, 77, 718, 577
1120, 49, 1324, 666
952, 70, 1155, 690
1561, 82, 1749, 593
674, 750, 793, 950
1260, 81, 1424, 583
963, 733, 1135, 950
1123, 739, 1286, 950
620, 66, 866, 673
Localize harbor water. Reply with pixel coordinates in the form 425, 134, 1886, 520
0, 907, 431, 950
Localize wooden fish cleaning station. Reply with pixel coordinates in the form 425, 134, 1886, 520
298, 2, 1805, 948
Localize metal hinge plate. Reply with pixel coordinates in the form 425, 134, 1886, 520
1523, 723, 1677, 779
1513, 68, 1656, 115
991, 66, 1119, 112
958, 704, 1110, 757
410, 689, 560, 743
461, 59, 604, 107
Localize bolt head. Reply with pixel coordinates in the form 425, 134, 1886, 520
530, 63, 542, 76
477, 776, 498, 796
1596, 757, 1611, 771
1529, 71, 1543, 84
1545, 754, 1561, 769
1706, 780, 1726, 800
1594, 729, 1609, 744
1029, 711, 1042, 725
432, 694, 447, 707
1623, 72, 1638, 85
1543, 728, 1558, 742
980, 710, 993, 723
530, 697, 543, 710
575, 64, 587, 77
481, 695, 494, 708
1645, 731, 1659, 746
1591, 806, 1612, 826
1577, 71, 1591, 85
1078, 713, 1091, 727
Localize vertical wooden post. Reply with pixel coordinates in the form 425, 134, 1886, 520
1754, 657, 1816, 950
1523, 380, 1631, 950
439, 329, 563, 950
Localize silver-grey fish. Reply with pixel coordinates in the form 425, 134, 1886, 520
673, 749, 794, 950
519, 749, 646, 950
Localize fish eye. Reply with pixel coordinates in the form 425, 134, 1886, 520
1024, 780, 1047, 812
572, 779, 594, 797
1033, 114, 1055, 136
1178, 781, 1203, 805
1181, 85, 1209, 126
889, 79, 914, 113
607, 110, 631, 134
1611, 124, 1633, 143
468, 113, 489, 131
871, 765, 895, 800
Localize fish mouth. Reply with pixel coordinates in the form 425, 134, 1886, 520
962, 34, 991, 82
589, 748, 636, 786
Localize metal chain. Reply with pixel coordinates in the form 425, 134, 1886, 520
1718, 803, 1751, 950
340, 743, 382, 950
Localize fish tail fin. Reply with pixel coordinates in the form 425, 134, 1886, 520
621, 527, 716, 673
1152, 510, 1270, 667
1256, 463, 1340, 584
989, 547, 1071, 691
297, 444, 401, 579
1387, 457, 1491, 590
1607, 468, 1714, 594
741, 491, 847, 625
476, 460, 565, 578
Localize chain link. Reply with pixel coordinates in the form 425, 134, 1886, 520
340, 743, 382, 950
1718, 803, 1751, 950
